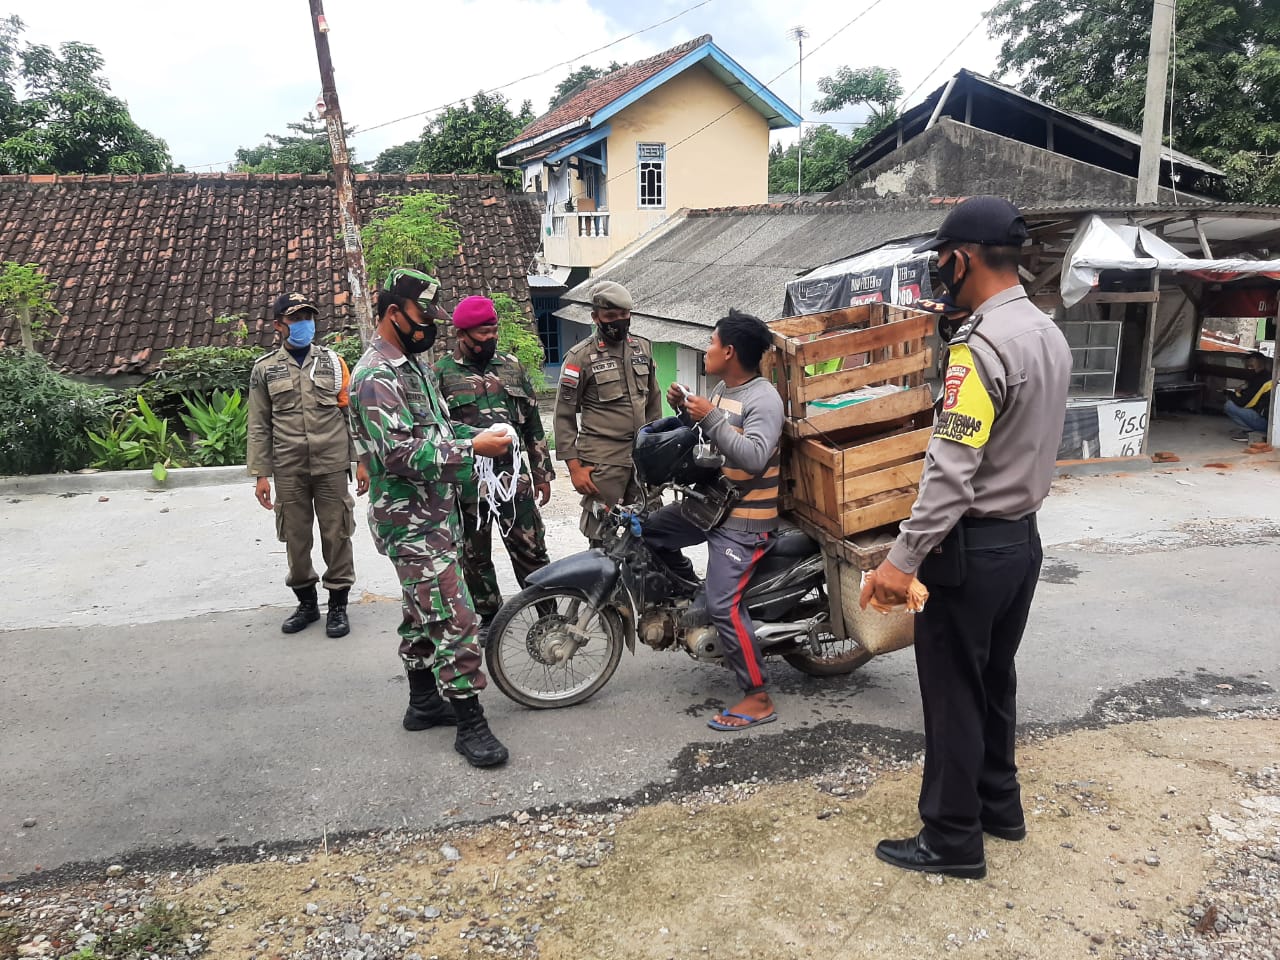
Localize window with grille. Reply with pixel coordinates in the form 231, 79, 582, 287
637, 142, 665, 209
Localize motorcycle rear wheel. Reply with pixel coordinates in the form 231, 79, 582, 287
782, 631, 872, 677
485, 586, 625, 709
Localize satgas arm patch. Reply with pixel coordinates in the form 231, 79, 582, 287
935, 343, 994, 448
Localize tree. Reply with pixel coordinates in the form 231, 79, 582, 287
360, 191, 461, 291
767, 66, 903, 195
549, 62, 625, 110
0, 16, 172, 174
234, 112, 355, 175
0, 261, 58, 353
409, 92, 534, 190
810, 65, 903, 132
988, 0, 1280, 203
372, 139, 421, 174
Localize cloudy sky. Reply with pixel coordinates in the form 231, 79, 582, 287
7, 0, 1006, 170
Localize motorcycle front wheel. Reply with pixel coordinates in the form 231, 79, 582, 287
485, 586, 626, 709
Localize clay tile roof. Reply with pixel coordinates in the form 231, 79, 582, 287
503, 34, 713, 151
0, 172, 540, 378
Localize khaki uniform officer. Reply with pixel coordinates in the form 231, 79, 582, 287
247, 292, 369, 638
554, 281, 661, 544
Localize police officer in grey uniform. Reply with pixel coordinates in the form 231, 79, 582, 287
863, 197, 1072, 879
554, 281, 661, 544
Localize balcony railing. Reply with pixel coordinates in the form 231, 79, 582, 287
549, 211, 611, 238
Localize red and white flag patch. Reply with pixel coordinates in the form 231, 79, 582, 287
560, 363, 581, 387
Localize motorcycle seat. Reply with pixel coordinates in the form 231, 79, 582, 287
766, 526, 819, 558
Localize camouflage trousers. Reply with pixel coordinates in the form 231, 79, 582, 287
392, 556, 487, 697
460, 482, 550, 618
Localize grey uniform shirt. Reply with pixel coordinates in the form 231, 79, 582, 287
887, 285, 1073, 575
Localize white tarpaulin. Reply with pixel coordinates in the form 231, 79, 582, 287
1063, 215, 1280, 307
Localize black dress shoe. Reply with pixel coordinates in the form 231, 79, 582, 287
982, 820, 1027, 842
875, 834, 986, 879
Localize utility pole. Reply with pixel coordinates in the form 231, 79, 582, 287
1136, 0, 1175, 203
308, 0, 375, 344
788, 26, 809, 200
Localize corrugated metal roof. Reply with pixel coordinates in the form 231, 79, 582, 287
562, 200, 952, 329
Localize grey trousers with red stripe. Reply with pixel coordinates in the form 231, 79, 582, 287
643, 504, 773, 694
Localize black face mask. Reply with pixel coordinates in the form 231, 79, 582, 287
465, 337, 497, 367
395, 307, 438, 355
600, 320, 629, 343
937, 249, 971, 302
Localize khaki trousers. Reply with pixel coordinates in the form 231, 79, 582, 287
274, 471, 356, 591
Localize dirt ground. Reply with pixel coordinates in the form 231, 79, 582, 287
146, 714, 1279, 960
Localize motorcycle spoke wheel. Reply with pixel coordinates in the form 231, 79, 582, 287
485, 587, 624, 709
782, 630, 872, 677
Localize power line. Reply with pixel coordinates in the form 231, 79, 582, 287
184, 0, 718, 170
897, 14, 986, 111
601, 0, 891, 191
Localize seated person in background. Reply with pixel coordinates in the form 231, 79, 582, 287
1224, 352, 1273, 441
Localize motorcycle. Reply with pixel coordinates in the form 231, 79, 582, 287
482, 485, 871, 710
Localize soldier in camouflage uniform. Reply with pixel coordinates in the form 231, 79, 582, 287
434, 296, 553, 625
348, 268, 514, 768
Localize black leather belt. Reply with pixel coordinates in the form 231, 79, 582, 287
960, 513, 1037, 549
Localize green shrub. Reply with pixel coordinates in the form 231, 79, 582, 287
87, 395, 188, 483
322, 326, 365, 372
146, 345, 262, 417
493, 293, 546, 390
181, 389, 248, 466
0, 348, 111, 475
99, 903, 196, 959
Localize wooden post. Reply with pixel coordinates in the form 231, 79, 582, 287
309, 0, 375, 345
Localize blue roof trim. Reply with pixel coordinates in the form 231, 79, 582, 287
593, 42, 800, 131
546, 124, 612, 165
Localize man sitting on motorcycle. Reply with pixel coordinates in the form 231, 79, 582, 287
647, 309, 785, 731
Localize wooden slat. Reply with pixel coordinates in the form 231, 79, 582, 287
839, 489, 919, 534
830, 427, 932, 475
822, 546, 847, 640
785, 385, 934, 438
793, 313, 934, 366
1081, 290, 1160, 304
839, 459, 925, 502
797, 349, 932, 402
794, 437, 838, 468
769, 303, 877, 341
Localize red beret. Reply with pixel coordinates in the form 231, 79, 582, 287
452, 296, 499, 330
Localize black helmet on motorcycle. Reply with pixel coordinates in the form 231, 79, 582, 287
633, 417, 721, 486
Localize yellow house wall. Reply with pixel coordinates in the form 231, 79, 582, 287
603, 63, 770, 251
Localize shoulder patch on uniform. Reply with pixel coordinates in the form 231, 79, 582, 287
934, 343, 993, 449
560, 363, 581, 387
948, 314, 983, 345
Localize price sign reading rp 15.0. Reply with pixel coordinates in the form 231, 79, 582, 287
1096, 400, 1148, 458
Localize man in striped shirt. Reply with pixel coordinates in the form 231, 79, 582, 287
646, 309, 785, 731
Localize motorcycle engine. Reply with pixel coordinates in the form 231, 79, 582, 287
680, 626, 721, 661
638, 610, 677, 650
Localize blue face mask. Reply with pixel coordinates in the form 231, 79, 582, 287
285, 318, 316, 348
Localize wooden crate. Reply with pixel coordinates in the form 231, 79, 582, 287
763, 303, 934, 439
786, 515, 916, 656
783, 425, 931, 538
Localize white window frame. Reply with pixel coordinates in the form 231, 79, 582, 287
637, 142, 666, 210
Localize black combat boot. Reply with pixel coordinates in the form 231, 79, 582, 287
403, 670, 457, 731
452, 696, 509, 767
326, 587, 351, 638
281, 585, 320, 634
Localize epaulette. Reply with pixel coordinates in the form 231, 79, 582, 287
948, 314, 984, 345
252, 350, 280, 365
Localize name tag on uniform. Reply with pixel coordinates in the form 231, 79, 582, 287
264, 364, 289, 383
592, 360, 619, 374
630, 355, 648, 367
405, 389, 427, 403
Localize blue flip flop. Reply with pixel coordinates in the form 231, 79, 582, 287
707, 710, 778, 731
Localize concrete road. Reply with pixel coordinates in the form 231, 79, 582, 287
2, 460, 1279, 880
